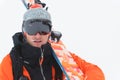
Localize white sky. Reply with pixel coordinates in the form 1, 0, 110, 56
0, 0, 120, 80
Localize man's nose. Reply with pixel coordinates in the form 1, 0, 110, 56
35, 32, 42, 37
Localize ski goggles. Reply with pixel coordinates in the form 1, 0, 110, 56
23, 20, 51, 35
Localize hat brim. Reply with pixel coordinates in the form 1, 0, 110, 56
24, 21, 50, 35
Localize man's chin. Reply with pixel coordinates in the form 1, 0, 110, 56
33, 42, 47, 48
32, 44, 42, 48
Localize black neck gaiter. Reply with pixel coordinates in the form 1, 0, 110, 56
21, 43, 53, 80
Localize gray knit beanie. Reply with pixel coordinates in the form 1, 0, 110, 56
23, 8, 51, 21
22, 8, 52, 34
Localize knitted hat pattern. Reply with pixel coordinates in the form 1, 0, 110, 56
23, 8, 51, 21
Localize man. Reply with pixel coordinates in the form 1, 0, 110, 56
0, 8, 105, 80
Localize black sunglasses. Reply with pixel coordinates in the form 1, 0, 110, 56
28, 31, 50, 35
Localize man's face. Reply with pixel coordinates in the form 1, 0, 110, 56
24, 32, 51, 48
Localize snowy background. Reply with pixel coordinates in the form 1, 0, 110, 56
0, 0, 120, 80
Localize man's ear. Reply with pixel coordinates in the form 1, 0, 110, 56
48, 32, 51, 36
23, 32, 27, 38
22, 32, 27, 42
48, 32, 51, 39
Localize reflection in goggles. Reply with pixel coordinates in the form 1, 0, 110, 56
28, 31, 49, 35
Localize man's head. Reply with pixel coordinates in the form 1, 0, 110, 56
22, 8, 52, 34
22, 8, 52, 48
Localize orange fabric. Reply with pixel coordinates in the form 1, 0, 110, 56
0, 41, 105, 80
0, 54, 13, 80
52, 66, 55, 80
0, 53, 105, 80
51, 41, 105, 80
51, 41, 84, 80
0, 54, 56, 80
71, 53, 105, 80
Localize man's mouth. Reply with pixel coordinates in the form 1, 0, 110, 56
34, 40, 42, 43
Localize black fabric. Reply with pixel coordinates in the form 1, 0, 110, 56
51, 55, 63, 80
21, 43, 53, 80
10, 32, 63, 80
10, 46, 24, 80
12, 32, 24, 47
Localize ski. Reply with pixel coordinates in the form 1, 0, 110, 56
21, 0, 28, 9
50, 46, 70, 80
21, 0, 45, 9
50, 41, 84, 80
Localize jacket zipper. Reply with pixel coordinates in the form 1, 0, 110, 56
39, 48, 46, 80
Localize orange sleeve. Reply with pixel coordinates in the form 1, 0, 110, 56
0, 54, 13, 80
71, 53, 105, 80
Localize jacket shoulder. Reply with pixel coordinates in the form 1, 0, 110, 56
71, 53, 105, 80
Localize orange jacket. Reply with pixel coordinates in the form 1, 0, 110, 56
0, 41, 105, 80
0, 53, 105, 80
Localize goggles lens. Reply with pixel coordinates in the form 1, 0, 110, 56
23, 20, 51, 35
28, 31, 49, 35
